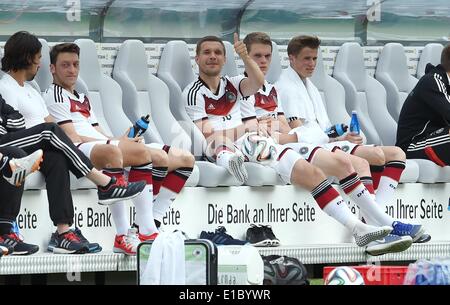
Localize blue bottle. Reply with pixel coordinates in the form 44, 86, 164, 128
349, 110, 360, 134
325, 124, 348, 138
128, 114, 150, 138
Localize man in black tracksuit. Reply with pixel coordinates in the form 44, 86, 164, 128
0, 94, 145, 255
396, 45, 450, 166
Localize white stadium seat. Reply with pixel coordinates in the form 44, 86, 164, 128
157, 41, 205, 157
311, 48, 352, 127
375, 43, 418, 122
416, 43, 444, 79
112, 39, 199, 186
34, 38, 52, 93
265, 41, 282, 84
333, 42, 383, 145
221, 41, 238, 77
311, 48, 372, 144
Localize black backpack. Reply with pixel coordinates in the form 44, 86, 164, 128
261, 255, 309, 285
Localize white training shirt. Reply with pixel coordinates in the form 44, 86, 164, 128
0, 73, 48, 128
276, 67, 332, 144
240, 80, 284, 121
183, 75, 245, 131
43, 83, 107, 140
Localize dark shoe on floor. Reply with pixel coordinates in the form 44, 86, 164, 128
0, 242, 13, 256
48, 228, 102, 253
246, 224, 272, 247
0, 233, 38, 255
200, 226, 247, 245
53, 230, 89, 254
73, 228, 102, 253
261, 224, 280, 247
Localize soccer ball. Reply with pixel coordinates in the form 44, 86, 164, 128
324, 266, 365, 285
262, 255, 309, 285
241, 133, 277, 165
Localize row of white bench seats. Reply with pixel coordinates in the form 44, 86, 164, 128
6, 39, 448, 190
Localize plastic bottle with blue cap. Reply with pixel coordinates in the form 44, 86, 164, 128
128, 114, 150, 138
325, 124, 348, 138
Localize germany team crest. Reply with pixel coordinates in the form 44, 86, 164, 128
226, 91, 237, 103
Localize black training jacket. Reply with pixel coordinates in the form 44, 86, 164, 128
0, 94, 25, 138
396, 64, 450, 151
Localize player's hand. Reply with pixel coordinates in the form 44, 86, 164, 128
259, 117, 281, 134
234, 33, 249, 60
257, 124, 270, 138
342, 132, 363, 144
118, 127, 144, 143
128, 136, 144, 143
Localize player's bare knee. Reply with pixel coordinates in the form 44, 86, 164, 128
180, 151, 195, 167
151, 149, 168, 167
391, 147, 406, 161
354, 156, 370, 173
94, 145, 122, 168
292, 160, 326, 188
310, 165, 327, 182
135, 146, 152, 165
369, 147, 385, 165
334, 154, 354, 175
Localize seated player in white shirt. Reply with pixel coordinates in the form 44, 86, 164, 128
183, 34, 395, 249
269, 34, 427, 243
43, 43, 195, 255
277, 35, 408, 205
239, 32, 430, 252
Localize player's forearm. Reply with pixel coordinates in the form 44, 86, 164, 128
241, 56, 265, 96
278, 118, 291, 134
275, 132, 298, 145
243, 118, 258, 133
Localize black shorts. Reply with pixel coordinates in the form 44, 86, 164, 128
406, 127, 450, 166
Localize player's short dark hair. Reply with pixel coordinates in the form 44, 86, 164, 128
243, 32, 273, 53
441, 44, 450, 72
1, 31, 42, 72
287, 35, 321, 57
196, 36, 226, 56
50, 43, 80, 65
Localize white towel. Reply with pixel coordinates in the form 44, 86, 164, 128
140, 230, 186, 285
141, 232, 165, 285
161, 231, 186, 285
277, 66, 331, 144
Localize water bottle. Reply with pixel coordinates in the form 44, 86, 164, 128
128, 114, 150, 138
325, 124, 348, 138
349, 110, 360, 134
